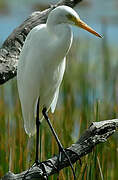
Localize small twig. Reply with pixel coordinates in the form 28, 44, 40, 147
1, 119, 118, 180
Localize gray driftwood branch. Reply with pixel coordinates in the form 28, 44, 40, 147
1, 119, 118, 180
0, 0, 82, 85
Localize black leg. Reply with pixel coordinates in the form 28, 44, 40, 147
35, 98, 41, 164
42, 107, 76, 180
23, 99, 49, 180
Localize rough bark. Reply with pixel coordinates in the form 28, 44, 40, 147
0, 0, 82, 85
1, 119, 118, 180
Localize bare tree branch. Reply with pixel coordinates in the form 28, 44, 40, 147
1, 119, 118, 180
0, 0, 82, 85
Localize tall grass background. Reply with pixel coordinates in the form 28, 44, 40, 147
0, 7, 118, 180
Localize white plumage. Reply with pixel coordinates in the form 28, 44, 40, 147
17, 5, 101, 137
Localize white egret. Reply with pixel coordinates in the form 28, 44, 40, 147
17, 5, 101, 178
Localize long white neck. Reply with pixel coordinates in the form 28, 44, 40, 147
46, 20, 73, 58
46, 10, 72, 37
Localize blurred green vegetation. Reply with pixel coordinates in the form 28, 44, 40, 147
0, 29, 118, 180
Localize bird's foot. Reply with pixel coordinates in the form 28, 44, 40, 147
23, 161, 48, 180
57, 145, 76, 180
66, 148, 82, 166
35, 159, 40, 165
34, 160, 49, 179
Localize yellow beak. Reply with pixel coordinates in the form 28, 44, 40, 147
75, 18, 102, 38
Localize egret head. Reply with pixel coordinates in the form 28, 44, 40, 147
47, 5, 102, 38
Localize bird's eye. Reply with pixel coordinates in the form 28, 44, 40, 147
66, 14, 73, 20
66, 14, 76, 24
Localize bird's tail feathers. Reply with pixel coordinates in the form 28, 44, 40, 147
23, 110, 44, 137
24, 115, 36, 137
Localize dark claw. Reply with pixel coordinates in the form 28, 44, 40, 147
35, 159, 41, 166
39, 163, 48, 179
58, 147, 76, 180
66, 148, 82, 166
23, 162, 48, 180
